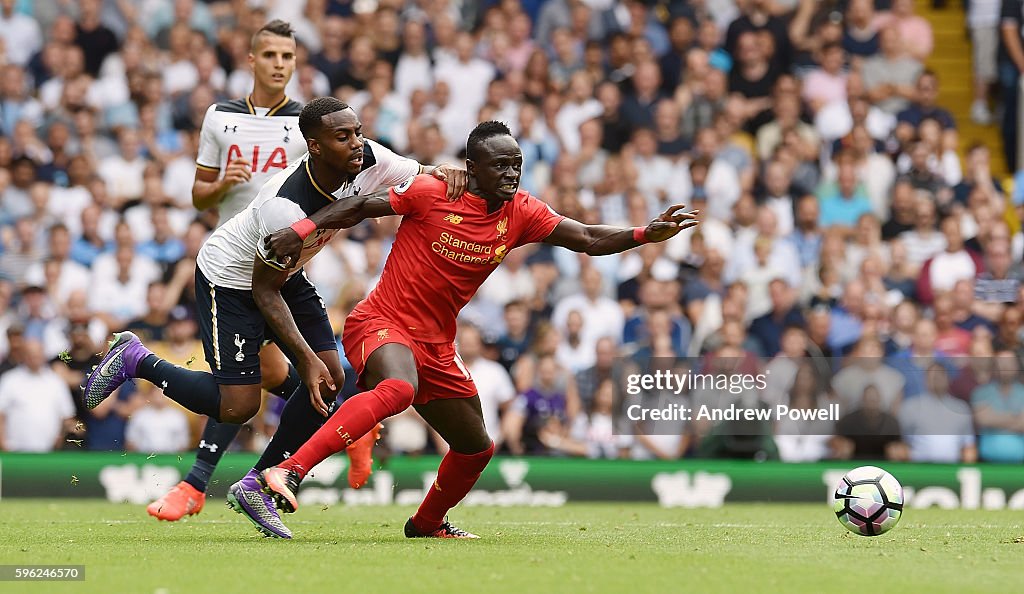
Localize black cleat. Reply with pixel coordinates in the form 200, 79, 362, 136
404, 517, 479, 539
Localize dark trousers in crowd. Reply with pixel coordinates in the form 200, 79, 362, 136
999, 61, 1020, 172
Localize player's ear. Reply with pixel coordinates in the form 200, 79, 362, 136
465, 158, 475, 177
307, 138, 320, 157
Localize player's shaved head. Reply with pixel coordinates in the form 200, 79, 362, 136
251, 19, 295, 51
299, 97, 351, 139
467, 120, 513, 161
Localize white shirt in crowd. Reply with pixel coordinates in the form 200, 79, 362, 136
98, 153, 148, 204
927, 250, 977, 293
24, 259, 91, 305
551, 294, 625, 353
0, 366, 74, 452
466, 357, 516, 447
898, 392, 975, 463
126, 403, 191, 453
0, 9, 42, 67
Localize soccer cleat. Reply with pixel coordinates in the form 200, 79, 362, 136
258, 466, 302, 514
147, 481, 205, 521
226, 470, 292, 539
346, 423, 382, 489
82, 332, 152, 409
404, 517, 479, 539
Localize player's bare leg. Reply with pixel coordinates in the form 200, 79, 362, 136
148, 343, 300, 521
403, 395, 492, 539
259, 343, 417, 514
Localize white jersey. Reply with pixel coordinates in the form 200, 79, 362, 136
196, 138, 420, 290
195, 96, 307, 225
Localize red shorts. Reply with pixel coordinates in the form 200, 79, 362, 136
341, 306, 478, 405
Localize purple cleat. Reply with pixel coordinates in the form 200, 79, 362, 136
82, 332, 152, 409
227, 470, 293, 539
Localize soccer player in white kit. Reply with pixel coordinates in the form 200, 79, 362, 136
144, 20, 338, 522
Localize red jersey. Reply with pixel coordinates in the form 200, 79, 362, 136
358, 174, 564, 343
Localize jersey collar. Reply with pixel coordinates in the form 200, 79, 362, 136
305, 158, 336, 202
245, 94, 291, 116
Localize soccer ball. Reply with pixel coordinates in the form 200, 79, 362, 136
832, 465, 904, 536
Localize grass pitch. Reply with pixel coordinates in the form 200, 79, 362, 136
0, 500, 1020, 594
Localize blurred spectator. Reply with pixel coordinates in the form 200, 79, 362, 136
456, 323, 516, 449
832, 384, 907, 460
862, 27, 922, 115
74, 0, 120, 76
749, 279, 804, 357
915, 216, 981, 306
495, 300, 533, 371
504, 354, 576, 455
833, 337, 905, 412
575, 336, 618, 409
552, 266, 624, 353
540, 378, 625, 459
0, 0, 42, 68
899, 363, 977, 462
815, 150, 872, 232
875, 0, 934, 62
774, 362, 835, 462
972, 351, 1024, 462
126, 393, 190, 453
0, 339, 74, 452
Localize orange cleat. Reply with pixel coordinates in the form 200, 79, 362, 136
346, 423, 382, 489
147, 481, 205, 521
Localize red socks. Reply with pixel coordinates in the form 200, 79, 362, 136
411, 442, 494, 534
280, 378, 415, 478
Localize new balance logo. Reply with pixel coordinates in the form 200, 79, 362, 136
224, 125, 238, 133
443, 213, 463, 225
199, 440, 219, 453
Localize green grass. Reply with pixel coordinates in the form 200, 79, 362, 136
0, 500, 1021, 593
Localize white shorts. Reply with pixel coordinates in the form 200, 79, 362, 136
972, 26, 998, 82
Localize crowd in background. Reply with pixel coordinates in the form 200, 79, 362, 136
0, 0, 1023, 466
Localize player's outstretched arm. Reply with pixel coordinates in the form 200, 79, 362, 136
543, 204, 699, 256
251, 258, 336, 416
261, 188, 396, 268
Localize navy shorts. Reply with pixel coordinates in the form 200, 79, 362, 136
195, 267, 337, 385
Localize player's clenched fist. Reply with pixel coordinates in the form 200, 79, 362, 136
221, 158, 252, 187
264, 227, 303, 268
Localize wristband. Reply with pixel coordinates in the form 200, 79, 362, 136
290, 218, 317, 240
633, 227, 649, 244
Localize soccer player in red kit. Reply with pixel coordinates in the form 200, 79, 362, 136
251, 121, 698, 538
